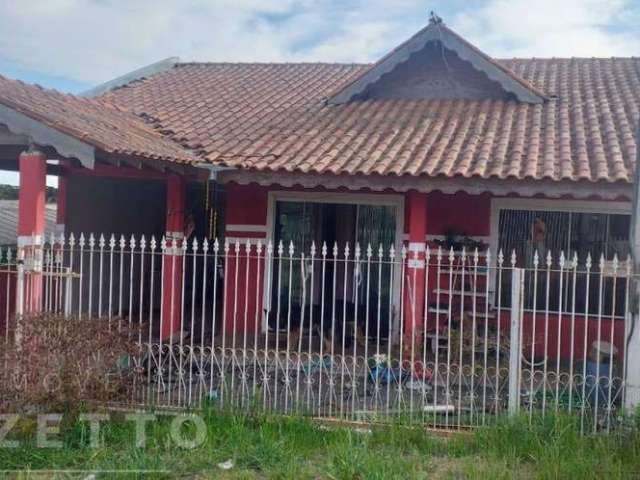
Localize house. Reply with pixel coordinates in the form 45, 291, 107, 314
0, 16, 637, 370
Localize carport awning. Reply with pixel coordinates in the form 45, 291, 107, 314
0, 74, 194, 169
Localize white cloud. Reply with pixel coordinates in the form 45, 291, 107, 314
0, 0, 306, 83
0, 0, 638, 86
452, 0, 640, 58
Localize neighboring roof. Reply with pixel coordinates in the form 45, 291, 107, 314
0, 200, 56, 246
103, 57, 640, 183
328, 17, 545, 105
80, 57, 180, 98
0, 75, 194, 166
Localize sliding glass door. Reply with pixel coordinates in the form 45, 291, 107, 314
268, 199, 398, 336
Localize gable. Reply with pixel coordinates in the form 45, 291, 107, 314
358, 41, 514, 101
328, 18, 545, 105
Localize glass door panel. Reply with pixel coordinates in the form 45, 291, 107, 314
268, 200, 398, 337
354, 205, 396, 339
271, 201, 320, 330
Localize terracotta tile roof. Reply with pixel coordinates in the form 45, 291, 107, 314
0, 75, 194, 164
103, 58, 640, 183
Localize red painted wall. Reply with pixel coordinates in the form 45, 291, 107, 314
227, 185, 492, 238
225, 184, 269, 226
223, 184, 495, 338
402, 191, 491, 236
223, 184, 269, 335
504, 311, 624, 363
222, 183, 624, 362
426, 191, 491, 236
223, 246, 265, 336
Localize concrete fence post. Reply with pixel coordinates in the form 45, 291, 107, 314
508, 267, 524, 416
64, 267, 73, 317
15, 248, 25, 349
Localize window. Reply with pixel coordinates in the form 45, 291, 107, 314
498, 210, 630, 265
496, 207, 631, 316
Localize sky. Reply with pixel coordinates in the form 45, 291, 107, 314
0, 0, 639, 184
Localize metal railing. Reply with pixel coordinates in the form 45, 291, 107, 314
9, 233, 637, 431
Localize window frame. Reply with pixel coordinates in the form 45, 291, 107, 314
488, 197, 631, 315
264, 190, 405, 333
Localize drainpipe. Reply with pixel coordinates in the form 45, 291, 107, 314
194, 164, 235, 239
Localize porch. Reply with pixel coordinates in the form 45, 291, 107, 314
0, 141, 631, 426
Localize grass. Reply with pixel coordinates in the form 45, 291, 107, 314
1, 408, 640, 479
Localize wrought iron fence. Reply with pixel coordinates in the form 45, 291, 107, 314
0, 248, 17, 346
6, 233, 637, 431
